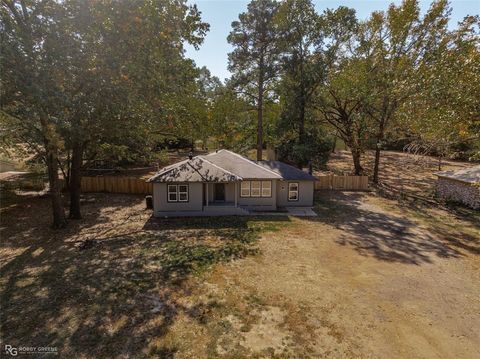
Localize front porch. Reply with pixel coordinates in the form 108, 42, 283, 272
204, 182, 238, 207
202, 182, 248, 215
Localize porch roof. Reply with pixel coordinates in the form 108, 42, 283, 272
148, 157, 241, 183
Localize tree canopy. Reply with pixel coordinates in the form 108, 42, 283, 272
1, 0, 478, 227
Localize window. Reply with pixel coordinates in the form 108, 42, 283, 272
251, 181, 261, 197
241, 181, 250, 197
288, 182, 298, 201
240, 181, 272, 198
178, 185, 188, 202
167, 184, 188, 202
168, 185, 177, 202
261, 181, 271, 197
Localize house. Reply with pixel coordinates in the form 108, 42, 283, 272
147, 149, 316, 217
435, 166, 480, 209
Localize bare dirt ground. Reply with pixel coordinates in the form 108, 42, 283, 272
1, 191, 479, 358
327, 150, 474, 196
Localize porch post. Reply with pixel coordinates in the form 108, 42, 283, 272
235, 182, 238, 207
206, 183, 209, 207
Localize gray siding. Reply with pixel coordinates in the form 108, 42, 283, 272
152, 179, 315, 217
153, 182, 203, 214
276, 180, 314, 207
237, 180, 277, 211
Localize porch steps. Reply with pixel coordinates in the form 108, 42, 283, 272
203, 205, 250, 216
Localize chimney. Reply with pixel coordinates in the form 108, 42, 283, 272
188, 152, 193, 160
266, 145, 277, 161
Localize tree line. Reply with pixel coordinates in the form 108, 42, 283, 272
1, 0, 479, 228
222, 0, 479, 179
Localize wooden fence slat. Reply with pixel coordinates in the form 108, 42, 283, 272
81, 175, 368, 194
315, 175, 369, 191
80, 176, 152, 195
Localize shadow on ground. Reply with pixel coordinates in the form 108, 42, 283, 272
0, 193, 287, 357
311, 191, 479, 265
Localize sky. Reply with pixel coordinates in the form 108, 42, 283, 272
185, 0, 479, 81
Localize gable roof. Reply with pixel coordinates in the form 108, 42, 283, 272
202, 150, 281, 179
148, 156, 241, 183
147, 149, 317, 183
435, 166, 480, 184
256, 160, 317, 181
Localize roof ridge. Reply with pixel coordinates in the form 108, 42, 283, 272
186, 160, 208, 181
217, 149, 282, 178
198, 156, 242, 180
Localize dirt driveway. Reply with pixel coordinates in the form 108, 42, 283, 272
1, 191, 479, 358
208, 192, 479, 358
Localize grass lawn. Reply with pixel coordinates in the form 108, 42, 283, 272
1, 191, 479, 358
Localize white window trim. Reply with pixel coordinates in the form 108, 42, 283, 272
261, 181, 272, 197
240, 181, 250, 197
178, 184, 189, 202
240, 180, 272, 198
288, 182, 299, 201
251, 181, 261, 197
167, 184, 189, 202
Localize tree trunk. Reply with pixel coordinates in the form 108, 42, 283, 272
45, 143, 67, 228
373, 125, 385, 184
373, 143, 381, 184
331, 136, 337, 153
69, 142, 83, 219
351, 147, 363, 175
256, 63, 264, 161
299, 99, 305, 144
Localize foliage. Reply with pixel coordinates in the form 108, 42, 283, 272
1, 0, 209, 225
277, 127, 333, 169
227, 0, 281, 159
400, 15, 480, 163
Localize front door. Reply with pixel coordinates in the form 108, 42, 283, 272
214, 183, 225, 201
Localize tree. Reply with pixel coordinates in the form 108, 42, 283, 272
1, 0, 209, 226
227, 0, 281, 160
276, 0, 323, 143
312, 6, 369, 174
402, 15, 480, 168
316, 59, 371, 175
273, 0, 336, 168
1, 0, 71, 228
358, 0, 451, 183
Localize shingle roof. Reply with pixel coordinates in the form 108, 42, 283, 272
435, 166, 480, 184
147, 150, 317, 183
202, 150, 281, 179
148, 157, 240, 183
256, 161, 317, 181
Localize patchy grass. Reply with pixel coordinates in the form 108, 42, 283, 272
1, 191, 479, 358
0, 193, 288, 358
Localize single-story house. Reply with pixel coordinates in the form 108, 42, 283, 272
147, 149, 316, 217
435, 166, 480, 209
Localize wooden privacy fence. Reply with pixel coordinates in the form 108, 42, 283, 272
80, 175, 368, 194
315, 175, 369, 191
81, 176, 152, 194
